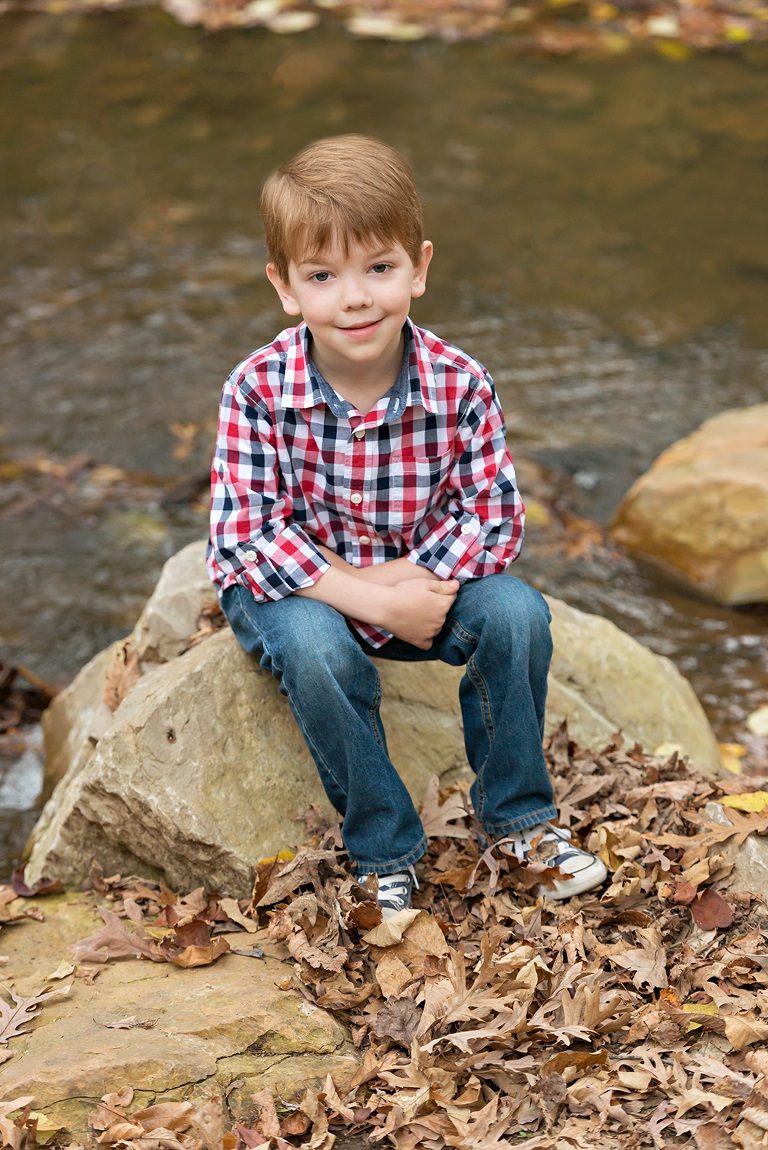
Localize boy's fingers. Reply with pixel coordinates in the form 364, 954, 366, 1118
440, 579, 460, 594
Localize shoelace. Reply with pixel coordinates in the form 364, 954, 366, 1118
356, 866, 419, 911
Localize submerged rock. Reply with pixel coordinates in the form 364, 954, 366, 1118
26, 541, 720, 895
610, 403, 768, 605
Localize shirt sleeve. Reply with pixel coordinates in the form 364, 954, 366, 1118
209, 371, 330, 601
405, 374, 524, 581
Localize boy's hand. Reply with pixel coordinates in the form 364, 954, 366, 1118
383, 578, 459, 649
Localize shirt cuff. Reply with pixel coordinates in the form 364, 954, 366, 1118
406, 514, 485, 580
236, 525, 331, 601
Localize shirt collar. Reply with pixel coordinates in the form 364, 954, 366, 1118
278, 320, 438, 416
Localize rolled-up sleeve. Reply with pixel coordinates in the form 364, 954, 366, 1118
405, 377, 524, 581
209, 373, 330, 601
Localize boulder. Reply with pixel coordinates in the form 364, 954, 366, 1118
610, 403, 768, 605
26, 541, 720, 896
0, 891, 357, 1139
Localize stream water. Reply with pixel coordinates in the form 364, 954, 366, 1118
1, 10, 767, 871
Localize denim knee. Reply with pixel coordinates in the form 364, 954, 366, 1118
456, 574, 552, 645
222, 585, 367, 693
269, 615, 364, 693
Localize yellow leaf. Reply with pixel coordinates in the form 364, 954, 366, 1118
724, 23, 752, 39
682, 1000, 718, 1030
26, 1113, 63, 1134
654, 40, 692, 59
746, 705, 768, 737
719, 742, 746, 774
683, 1001, 718, 1014
720, 792, 768, 813
257, 850, 295, 865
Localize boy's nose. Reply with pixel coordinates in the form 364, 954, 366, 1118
341, 275, 373, 310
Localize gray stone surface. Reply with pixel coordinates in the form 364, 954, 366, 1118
26, 541, 721, 895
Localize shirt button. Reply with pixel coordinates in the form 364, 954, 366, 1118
244, 549, 258, 560
460, 524, 473, 535
359, 535, 371, 545
351, 493, 363, 505
354, 429, 365, 439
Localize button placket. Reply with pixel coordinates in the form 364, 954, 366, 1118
349, 418, 367, 518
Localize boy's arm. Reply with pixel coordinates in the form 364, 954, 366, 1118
210, 370, 331, 602
313, 544, 442, 587
295, 566, 457, 649
403, 376, 525, 583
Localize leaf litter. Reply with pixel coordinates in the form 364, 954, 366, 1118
6, 725, 768, 1148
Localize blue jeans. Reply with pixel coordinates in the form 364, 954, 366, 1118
221, 573, 556, 876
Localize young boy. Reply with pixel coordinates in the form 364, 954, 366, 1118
208, 135, 606, 919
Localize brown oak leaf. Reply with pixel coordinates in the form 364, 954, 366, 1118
372, 995, 423, 1046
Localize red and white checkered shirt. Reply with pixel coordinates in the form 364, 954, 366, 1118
208, 319, 525, 647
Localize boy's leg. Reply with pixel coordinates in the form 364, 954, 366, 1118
363, 573, 606, 896
436, 573, 557, 835
373, 573, 557, 835
221, 585, 427, 877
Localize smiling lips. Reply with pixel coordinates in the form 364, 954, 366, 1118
340, 319, 383, 337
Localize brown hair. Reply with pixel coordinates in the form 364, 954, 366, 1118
261, 135, 424, 282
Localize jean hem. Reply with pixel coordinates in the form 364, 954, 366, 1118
480, 805, 559, 836
349, 836, 429, 877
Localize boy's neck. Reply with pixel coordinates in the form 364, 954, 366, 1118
308, 330, 406, 416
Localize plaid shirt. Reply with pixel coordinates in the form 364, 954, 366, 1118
208, 319, 524, 647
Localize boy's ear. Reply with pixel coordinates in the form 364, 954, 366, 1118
410, 241, 433, 299
266, 263, 302, 317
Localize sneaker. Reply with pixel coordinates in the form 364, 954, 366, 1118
482, 822, 607, 899
355, 868, 418, 922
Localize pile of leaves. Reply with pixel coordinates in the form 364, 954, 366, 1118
5, 0, 768, 49
4, 728, 768, 1147
7, 729, 768, 1147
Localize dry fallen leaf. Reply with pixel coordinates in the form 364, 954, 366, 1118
102, 640, 141, 713
101, 1015, 157, 1030
724, 1014, 768, 1050
691, 889, 734, 931
0, 981, 72, 1044
362, 908, 420, 947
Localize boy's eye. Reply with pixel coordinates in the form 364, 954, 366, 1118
311, 271, 330, 283
371, 263, 390, 274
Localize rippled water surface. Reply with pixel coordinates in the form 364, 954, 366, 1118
1, 13, 767, 811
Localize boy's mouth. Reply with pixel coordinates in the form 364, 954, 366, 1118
339, 319, 383, 337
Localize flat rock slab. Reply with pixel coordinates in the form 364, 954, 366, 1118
0, 893, 357, 1139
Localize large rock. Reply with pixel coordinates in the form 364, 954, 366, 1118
610, 403, 768, 605
27, 541, 720, 895
0, 892, 357, 1139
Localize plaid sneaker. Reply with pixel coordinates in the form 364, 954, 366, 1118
355, 868, 418, 921
483, 822, 607, 899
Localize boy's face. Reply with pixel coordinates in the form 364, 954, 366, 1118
267, 235, 432, 382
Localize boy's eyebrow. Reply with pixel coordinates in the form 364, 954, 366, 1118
296, 245, 397, 269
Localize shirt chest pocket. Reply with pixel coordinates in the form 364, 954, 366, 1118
381, 451, 448, 531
